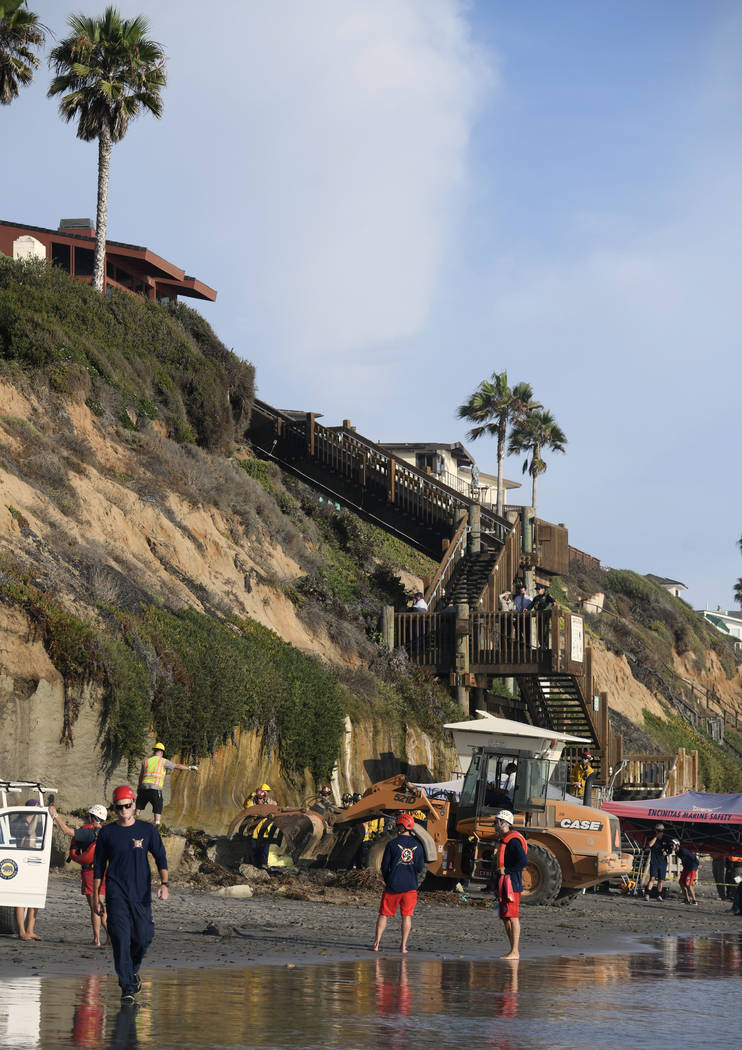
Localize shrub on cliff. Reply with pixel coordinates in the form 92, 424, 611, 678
0, 256, 254, 452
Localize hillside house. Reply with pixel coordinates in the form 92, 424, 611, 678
700, 608, 742, 650
0, 218, 216, 304
378, 440, 520, 508
646, 574, 688, 598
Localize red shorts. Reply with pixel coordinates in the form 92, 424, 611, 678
679, 870, 697, 887
379, 890, 417, 917
81, 869, 105, 897
499, 892, 521, 920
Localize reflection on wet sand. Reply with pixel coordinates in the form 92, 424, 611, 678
2, 932, 739, 1050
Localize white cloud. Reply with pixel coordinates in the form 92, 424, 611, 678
180, 1, 493, 365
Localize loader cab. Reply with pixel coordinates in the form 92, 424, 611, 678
458, 748, 552, 823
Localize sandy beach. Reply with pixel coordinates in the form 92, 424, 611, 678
1, 867, 737, 980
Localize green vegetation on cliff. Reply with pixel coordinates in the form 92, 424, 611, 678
0, 256, 254, 451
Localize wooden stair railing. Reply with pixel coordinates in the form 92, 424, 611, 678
250, 399, 511, 559
424, 516, 468, 611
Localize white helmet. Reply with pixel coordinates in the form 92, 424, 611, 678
494, 810, 514, 825
88, 804, 108, 822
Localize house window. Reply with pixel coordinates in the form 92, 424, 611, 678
51, 242, 71, 271
416, 452, 444, 475
73, 247, 94, 276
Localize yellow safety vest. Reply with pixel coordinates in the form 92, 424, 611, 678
142, 754, 166, 789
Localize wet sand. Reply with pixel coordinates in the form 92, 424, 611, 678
2, 868, 736, 980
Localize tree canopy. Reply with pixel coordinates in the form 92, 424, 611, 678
508, 407, 567, 515
456, 371, 537, 517
0, 0, 45, 104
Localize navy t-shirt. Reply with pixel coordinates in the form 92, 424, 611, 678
381, 833, 425, 893
93, 820, 168, 902
503, 836, 528, 893
677, 846, 699, 872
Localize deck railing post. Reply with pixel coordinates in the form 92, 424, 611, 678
468, 503, 481, 556
455, 602, 469, 712
305, 412, 316, 456
382, 605, 395, 651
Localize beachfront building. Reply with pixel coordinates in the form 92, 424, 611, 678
0, 218, 216, 304
700, 608, 742, 650
378, 440, 520, 509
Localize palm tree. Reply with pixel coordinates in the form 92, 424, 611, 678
0, 1, 45, 104
735, 534, 742, 608
48, 7, 166, 292
508, 407, 567, 516
457, 371, 538, 517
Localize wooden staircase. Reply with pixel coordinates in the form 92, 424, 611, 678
248, 397, 612, 772
249, 399, 511, 562
518, 674, 600, 753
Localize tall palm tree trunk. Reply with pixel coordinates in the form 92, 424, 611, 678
496, 420, 506, 517
93, 125, 112, 293
530, 442, 540, 514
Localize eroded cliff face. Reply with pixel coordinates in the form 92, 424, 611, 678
2, 379, 739, 821
0, 380, 455, 824
0, 601, 455, 832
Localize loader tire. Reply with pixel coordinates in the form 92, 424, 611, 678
366, 834, 428, 888
0, 906, 19, 936
521, 842, 562, 906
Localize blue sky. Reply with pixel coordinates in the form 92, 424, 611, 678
4, 1, 741, 612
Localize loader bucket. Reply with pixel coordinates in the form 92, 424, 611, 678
227, 806, 328, 864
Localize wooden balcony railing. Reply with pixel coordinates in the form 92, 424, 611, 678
423, 516, 468, 611
394, 605, 588, 676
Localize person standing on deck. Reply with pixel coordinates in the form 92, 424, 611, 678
136, 742, 198, 825
93, 785, 168, 1004
513, 584, 532, 612
493, 810, 527, 960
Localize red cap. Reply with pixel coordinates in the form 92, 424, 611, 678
396, 813, 415, 831
112, 785, 136, 803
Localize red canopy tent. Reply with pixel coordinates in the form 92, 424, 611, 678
602, 791, 742, 854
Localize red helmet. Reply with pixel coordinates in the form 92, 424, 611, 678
112, 785, 136, 804
255, 789, 266, 799
396, 813, 415, 831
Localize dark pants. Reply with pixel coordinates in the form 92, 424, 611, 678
106, 898, 155, 994
250, 838, 270, 868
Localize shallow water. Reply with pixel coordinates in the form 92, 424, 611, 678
1, 933, 739, 1050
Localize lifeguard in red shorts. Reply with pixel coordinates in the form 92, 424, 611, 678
372, 813, 425, 953
494, 809, 528, 959
674, 840, 700, 905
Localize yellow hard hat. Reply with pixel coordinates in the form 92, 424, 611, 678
154, 742, 166, 752
260, 783, 271, 791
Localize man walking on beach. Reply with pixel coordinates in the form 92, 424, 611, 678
372, 813, 425, 953
136, 742, 198, 826
93, 785, 169, 1004
493, 810, 528, 960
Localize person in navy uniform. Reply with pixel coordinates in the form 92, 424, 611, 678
643, 823, 673, 901
372, 813, 425, 953
93, 785, 168, 1004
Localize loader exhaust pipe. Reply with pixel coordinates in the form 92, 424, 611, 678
583, 771, 596, 808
